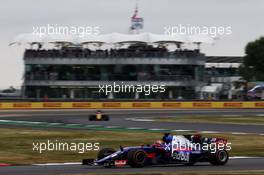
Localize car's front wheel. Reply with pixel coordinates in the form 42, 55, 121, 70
127, 149, 147, 168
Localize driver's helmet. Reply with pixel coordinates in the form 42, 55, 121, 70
162, 133, 173, 143
96, 110, 101, 114
191, 133, 202, 143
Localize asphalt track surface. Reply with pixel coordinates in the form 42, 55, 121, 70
0, 109, 264, 174
0, 109, 264, 134
0, 158, 264, 175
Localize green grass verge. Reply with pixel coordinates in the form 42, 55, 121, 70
154, 116, 264, 125
0, 127, 263, 164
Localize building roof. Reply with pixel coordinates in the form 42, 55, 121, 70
10, 32, 214, 45
205, 63, 241, 68
206, 56, 243, 63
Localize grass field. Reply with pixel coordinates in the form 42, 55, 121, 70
154, 116, 264, 125
0, 127, 263, 164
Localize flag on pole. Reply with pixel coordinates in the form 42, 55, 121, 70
131, 4, 144, 31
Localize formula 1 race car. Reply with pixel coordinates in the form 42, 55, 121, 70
83, 133, 229, 168
89, 110, 110, 121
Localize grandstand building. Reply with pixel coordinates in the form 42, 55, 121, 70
205, 56, 242, 84
15, 6, 243, 100
13, 33, 242, 100
21, 33, 206, 99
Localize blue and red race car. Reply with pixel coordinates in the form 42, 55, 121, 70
83, 133, 230, 168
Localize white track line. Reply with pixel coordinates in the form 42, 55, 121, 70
0, 119, 263, 136
201, 131, 220, 134
29, 121, 46, 124
231, 132, 248, 135
171, 130, 192, 132
222, 115, 241, 117
104, 126, 120, 128
66, 124, 82, 126
84, 125, 102, 127
33, 162, 81, 166
33, 157, 263, 166
149, 128, 167, 131
125, 118, 154, 122
256, 114, 264, 117
0, 120, 12, 122
229, 156, 260, 159
46, 123, 63, 125
0, 114, 26, 118
127, 127, 144, 130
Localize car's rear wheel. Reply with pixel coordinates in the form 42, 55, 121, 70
209, 150, 229, 165
103, 115, 110, 121
89, 115, 96, 121
127, 149, 147, 168
97, 148, 116, 160
184, 156, 196, 166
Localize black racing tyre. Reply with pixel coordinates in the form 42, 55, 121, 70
209, 150, 229, 165
184, 156, 196, 166
97, 148, 116, 160
103, 115, 110, 121
127, 149, 147, 168
89, 115, 96, 121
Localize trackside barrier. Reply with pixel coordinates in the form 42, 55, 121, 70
0, 101, 264, 110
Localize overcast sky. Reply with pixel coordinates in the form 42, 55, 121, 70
0, 0, 263, 87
